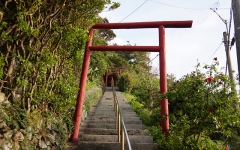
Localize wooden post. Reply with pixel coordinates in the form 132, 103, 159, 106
71, 28, 93, 142
105, 71, 108, 87
223, 32, 236, 91
159, 25, 169, 134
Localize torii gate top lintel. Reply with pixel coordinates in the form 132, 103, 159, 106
92, 20, 193, 29
89, 20, 193, 52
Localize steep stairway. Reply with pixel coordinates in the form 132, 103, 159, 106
77, 87, 158, 150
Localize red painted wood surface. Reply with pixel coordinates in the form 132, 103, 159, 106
105, 72, 108, 87
159, 25, 169, 134
89, 46, 160, 52
71, 28, 93, 143
93, 21, 192, 29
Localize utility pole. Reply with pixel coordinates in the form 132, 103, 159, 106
223, 32, 236, 91
211, 7, 236, 91
232, 0, 240, 85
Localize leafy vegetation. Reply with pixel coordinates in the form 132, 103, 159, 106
0, 0, 120, 147
124, 60, 240, 149
83, 88, 103, 113
118, 72, 135, 92
0, 0, 119, 113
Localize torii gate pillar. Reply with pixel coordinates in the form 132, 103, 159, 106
159, 25, 169, 132
70, 28, 93, 142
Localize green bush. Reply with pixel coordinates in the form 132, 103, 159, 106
1, 104, 28, 130
118, 72, 135, 92
124, 61, 240, 150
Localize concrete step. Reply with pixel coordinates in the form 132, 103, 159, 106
95, 108, 135, 112
83, 119, 142, 124
96, 104, 113, 106
80, 135, 153, 143
98, 102, 129, 104
86, 119, 140, 125
82, 121, 142, 127
97, 104, 131, 107
98, 102, 130, 105
93, 111, 137, 115
96, 107, 133, 110
90, 116, 141, 121
81, 128, 149, 135
94, 109, 135, 113
77, 141, 158, 150
75, 88, 158, 150
95, 108, 134, 112
94, 111, 136, 115
86, 123, 144, 129
93, 112, 137, 117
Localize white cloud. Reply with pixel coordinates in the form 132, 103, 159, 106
194, 14, 222, 30
108, 37, 126, 45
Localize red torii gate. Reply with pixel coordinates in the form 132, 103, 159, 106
105, 67, 125, 87
70, 21, 193, 142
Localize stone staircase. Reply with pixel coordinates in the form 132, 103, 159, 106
76, 87, 158, 150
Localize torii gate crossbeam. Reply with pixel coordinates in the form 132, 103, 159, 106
70, 21, 192, 142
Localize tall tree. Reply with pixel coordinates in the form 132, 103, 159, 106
0, 0, 119, 113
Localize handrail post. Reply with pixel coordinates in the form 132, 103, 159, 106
118, 111, 121, 142
121, 126, 125, 150
115, 99, 118, 129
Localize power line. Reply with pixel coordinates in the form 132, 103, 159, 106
206, 41, 223, 64
119, 0, 148, 22
149, 0, 229, 10
118, 0, 229, 22
150, 54, 159, 63
149, 0, 207, 10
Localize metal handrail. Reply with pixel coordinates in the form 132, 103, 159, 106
111, 79, 132, 150
117, 100, 132, 150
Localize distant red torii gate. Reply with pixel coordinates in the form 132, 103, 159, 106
105, 67, 125, 87
70, 21, 193, 142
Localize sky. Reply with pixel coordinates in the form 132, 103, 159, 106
100, 0, 238, 80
